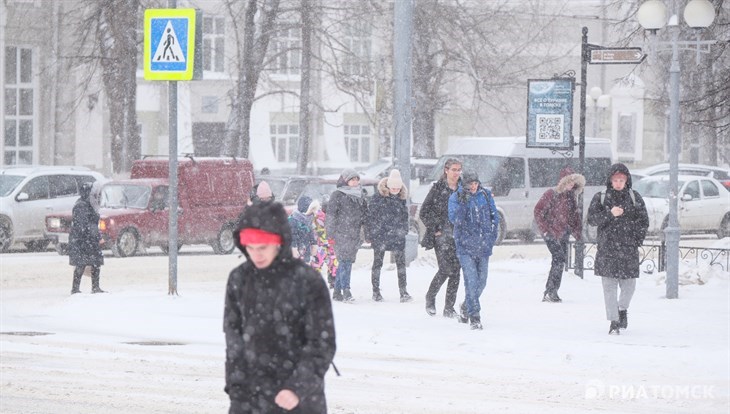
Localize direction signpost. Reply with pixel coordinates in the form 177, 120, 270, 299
589, 47, 646, 65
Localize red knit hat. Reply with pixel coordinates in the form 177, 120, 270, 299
239, 228, 282, 245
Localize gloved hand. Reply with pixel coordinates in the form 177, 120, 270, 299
457, 191, 470, 204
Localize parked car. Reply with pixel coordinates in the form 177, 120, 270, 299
46, 157, 254, 257
0, 165, 106, 253
633, 175, 730, 239
632, 163, 730, 190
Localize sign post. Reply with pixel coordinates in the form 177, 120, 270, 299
143, 7, 201, 295
589, 47, 646, 65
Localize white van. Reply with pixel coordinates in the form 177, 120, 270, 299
413, 136, 614, 244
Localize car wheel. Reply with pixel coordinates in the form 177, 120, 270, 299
0, 218, 13, 253
24, 239, 51, 252
212, 225, 235, 255
112, 229, 139, 257
718, 214, 730, 239
160, 243, 183, 255
495, 212, 506, 245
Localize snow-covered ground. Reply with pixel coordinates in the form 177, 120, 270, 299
1, 239, 728, 413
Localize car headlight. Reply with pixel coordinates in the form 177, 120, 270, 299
48, 217, 61, 229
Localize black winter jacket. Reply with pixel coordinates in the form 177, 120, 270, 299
224, 201, 336, 413
365, 178, 409, 251
587, 163, 649, 279
419, 178, 459, 249
325, 186, 367, 262
68, 194, 103, 267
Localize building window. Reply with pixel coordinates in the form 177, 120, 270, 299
203, 16, 225, 73
270, 124, 299, 162
343, 21, 371, 76
270, 23, 300, 75
4, 46, 34, 165
344, 124, 370, 163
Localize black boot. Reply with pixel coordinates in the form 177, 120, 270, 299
425, 296, 436, 316
343, 289, 354, 302
327, 274, 335, 289
443, 308, 458, 319
399, 290, 412, 303
608, 321, 621, 335
90, 268, 106, 293
332, 289, 343, 302
619, 310, 628, 329
542, 291, 562, 303
372, 289, 383, 302
71, 267, 83, 294
458, 302, 469, 324
470, 315, 483, 330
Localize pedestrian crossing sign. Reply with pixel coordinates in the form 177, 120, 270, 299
144, 9, 202, 81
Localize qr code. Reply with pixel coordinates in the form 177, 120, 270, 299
536, 114, 564, 142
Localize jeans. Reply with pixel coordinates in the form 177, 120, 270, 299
371, 248, 407, 292
544, 237, 568, 295
457, 254, 490, 318
335, 260, 353, 291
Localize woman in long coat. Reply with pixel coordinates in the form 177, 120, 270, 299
365, 169, 411, 302
224, 201, 336, 413
325, 169, 368, 302
69, 182, 105, 294
587, 163, 649, 334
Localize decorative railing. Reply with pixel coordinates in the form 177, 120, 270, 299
568, 242, 729, 274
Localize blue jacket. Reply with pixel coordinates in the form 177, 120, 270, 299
448, 185, 499, 257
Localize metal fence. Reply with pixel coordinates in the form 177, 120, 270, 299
568, 241, 729, 274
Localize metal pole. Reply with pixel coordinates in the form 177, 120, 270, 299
575, 27, 589, 279
168, 0, 179, 295
665, 29, 680, 299
393, 0, 413, 188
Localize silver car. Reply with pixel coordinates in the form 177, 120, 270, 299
0, 166, 106, 252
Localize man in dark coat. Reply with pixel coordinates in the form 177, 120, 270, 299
419, 158, 462, 318
325, 168, 367, 302
533, 166, 586, 303
587, 163, 649, 335
224, 201, 336, 413
365, 169, 411, 303
69, 182, 105, 294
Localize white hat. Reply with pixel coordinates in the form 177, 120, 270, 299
387, 169, 404, 189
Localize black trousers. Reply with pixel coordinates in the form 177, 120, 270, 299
425, 233, 461, 310
544, 237, 568, 295
72, 265, 101, 292
371, 247, 407, 292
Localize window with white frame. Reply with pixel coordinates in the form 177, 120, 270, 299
344, 124, 370, 163
270, 124, 299, 162
4, 46, 34, 165
203, 16, 225, 73
270, 22, 300, 75
343, 21, 371, 76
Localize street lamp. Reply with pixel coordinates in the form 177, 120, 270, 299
586, 87, 611, 137
637, 0, 716, 299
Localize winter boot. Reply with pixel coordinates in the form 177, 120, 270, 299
332, 289, 344, 302
343, 289, 355, 302
327, 274, 335, 289
443, 308, 458, 319
71, 269, 82, 294
399, 291, 412, 303
470, 315, 483, 330
372, 289, 384, 302
542, 291, 562, 303
458, 302, 469, 324
91, 270, 106, 293
608, 321, 621, 335
619, 310, 628, 329
425, 296, 437, 316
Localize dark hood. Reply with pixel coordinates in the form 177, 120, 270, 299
605, 163, 633, 189
233, 201, 293, 262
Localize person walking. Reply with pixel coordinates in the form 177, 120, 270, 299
365, 169, 412, 303
224, 201, 336, 413
587, 163, 649, 335
289, 196, 316, 262
326, 168, 368, 302
308, 200, 338, 289
251, 180, 274, 204
69, 182, 105, 294
420, 158, 462, 317
533, 166, 586, 303
448, 171, 499, 330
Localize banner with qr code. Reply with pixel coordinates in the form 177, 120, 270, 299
526, 78, 574, 149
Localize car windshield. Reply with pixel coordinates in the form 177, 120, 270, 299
101, 184, 151, 209
0, 175, 25, 197
634, 179, 686, 199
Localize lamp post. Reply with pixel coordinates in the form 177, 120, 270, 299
637, 0, 716, 299
586, 86, 611, 137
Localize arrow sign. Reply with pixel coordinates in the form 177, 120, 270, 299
589, 47, 645, 65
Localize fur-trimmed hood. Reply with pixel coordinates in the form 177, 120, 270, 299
556, 170, 586, 195
377, 177, 408, 199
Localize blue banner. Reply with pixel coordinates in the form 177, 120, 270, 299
526, 78, 574, 149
